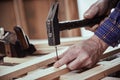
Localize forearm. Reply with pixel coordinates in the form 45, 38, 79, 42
95, 1, 120, 47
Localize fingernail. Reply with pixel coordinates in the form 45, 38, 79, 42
53, 62, 59, 68
84, 13, 90, 17
69, 66, 74, 70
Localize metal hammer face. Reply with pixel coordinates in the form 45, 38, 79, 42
46, 2, 60, 46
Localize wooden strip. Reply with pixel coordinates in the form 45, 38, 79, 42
17, 52, 120, 80
60, 57, 120, 80
102, 77, 120, 80
17, 65, 69, 80
30, 37, 88, 49
13, 0, 28, 35
0, 48, 68, 79
0, 47, 120, 79
0, 66, 11, 70
101, 47, 120, 59
4, 56, 37, 64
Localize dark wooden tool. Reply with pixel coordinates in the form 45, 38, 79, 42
0, 26, 36, 58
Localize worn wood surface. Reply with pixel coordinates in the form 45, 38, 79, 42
102, 77, 120, 80
0, 46, 120, 80
0, 48, 68, 80
60, 57, 120, 80
17, 65, 69, 80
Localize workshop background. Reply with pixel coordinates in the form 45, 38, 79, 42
0, 0, 97, 39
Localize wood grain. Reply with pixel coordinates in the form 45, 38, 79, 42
1, 47, 120, 80
60, 57, 120, 80
0, 48, 68, 80
16, 47, 120, 80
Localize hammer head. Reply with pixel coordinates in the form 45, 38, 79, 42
46, 2, 60, 46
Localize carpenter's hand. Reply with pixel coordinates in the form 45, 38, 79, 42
54, 35, 108, 70
84, 0, 113, 32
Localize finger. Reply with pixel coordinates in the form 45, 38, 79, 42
67, 53, 89, 70
54, 50, 76, 68
84, 4, 99, 19
85, 24, 99, 32
90, 24, 99, 32
80, 59, 93, 69
58, 53, 64, 59
99, 17, 108, 25
85, 27, 92, 30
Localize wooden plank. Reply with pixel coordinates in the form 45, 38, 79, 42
101, 47, 120, 59
4, 56, 38, 64
13, 0, 28, 35
0, 66, 11, 70
17, 50, 120, 80
30, 37, 89, 49
17, 65, 69, 80
102, 77, 120, 80
60, 57, 120, 80
0, 48, 68, 79
0, 47, 120, 80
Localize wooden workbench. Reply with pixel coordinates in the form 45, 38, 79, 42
0, 38, 120, 80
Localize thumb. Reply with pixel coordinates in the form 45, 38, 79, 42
84, 4, 99, 19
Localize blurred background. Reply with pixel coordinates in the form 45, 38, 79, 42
0, 0, 97, 39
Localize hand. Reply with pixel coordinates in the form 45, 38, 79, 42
84, 0, 113, 32
54, 35, 108, 70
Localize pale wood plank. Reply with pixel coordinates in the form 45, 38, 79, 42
102, 77, 120, 80
30, 37, 88, 48
60, 57, 120, 80
0, 48, 68, 80
4, 56, 38, 64
16, 65, 69, 80
0, 46, 120, 80
17, 51, 120, 80
0, 66, 11, 70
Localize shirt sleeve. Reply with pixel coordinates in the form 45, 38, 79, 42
95, 1, 120, 47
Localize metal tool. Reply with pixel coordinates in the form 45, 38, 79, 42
46, 2, 107, 59
0, 27, 4, 39
0, 26, 36, 57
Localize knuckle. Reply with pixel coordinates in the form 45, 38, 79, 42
68, 65, 76, 70
56, 61, 62, 66
83, 54, 90, 60
87, 59, 92, 65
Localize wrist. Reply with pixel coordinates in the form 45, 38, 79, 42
88, 35, 109, 53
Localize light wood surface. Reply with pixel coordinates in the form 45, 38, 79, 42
17, 65, 69, 80
0, 46, 120, 80
60, 57, 120, 80
0, 48, 68, 79
102, 77, 120, 80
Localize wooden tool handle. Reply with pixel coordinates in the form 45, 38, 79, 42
14, 26, 29, 49
59, 15, 107, 31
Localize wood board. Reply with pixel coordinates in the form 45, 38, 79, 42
0, 46, 120, 80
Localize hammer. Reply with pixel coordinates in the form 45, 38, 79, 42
46, 2, 107, 46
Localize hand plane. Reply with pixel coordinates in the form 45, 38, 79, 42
46, 2, 107, 59
0, 26, 36, 58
